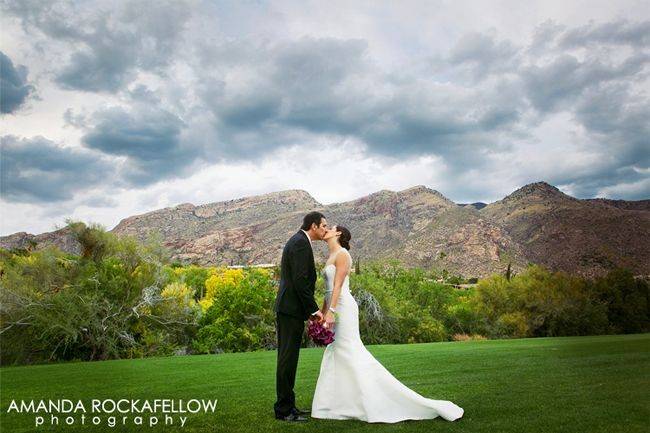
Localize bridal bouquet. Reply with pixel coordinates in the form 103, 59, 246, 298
307, 320, 335, 346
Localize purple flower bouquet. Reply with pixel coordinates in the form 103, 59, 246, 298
307, 320, 335, 346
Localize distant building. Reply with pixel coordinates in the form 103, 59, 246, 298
227, 263, 276, 269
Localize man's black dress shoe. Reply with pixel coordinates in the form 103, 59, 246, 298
275, 412, 308, 422
291, 407, 310, 416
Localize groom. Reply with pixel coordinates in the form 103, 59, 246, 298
273, 211, 328, 422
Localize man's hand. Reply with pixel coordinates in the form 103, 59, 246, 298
323, 310, 335, 329
310, 311, 324, 323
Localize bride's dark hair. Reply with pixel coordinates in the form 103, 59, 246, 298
336, 225, 351, 250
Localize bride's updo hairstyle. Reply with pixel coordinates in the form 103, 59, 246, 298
336, 226, 352, 250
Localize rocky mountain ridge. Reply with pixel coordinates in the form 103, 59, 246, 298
2, 182, 648, 279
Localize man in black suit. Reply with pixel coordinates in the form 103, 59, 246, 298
273, 211, 328, 422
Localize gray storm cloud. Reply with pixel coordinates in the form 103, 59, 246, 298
1, 1, 648, 206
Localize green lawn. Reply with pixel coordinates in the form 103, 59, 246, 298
1, 333, 648, 433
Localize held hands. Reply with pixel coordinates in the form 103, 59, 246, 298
323, 310, 336, 329
310, 310, 324, 323
309, 308, 336, 329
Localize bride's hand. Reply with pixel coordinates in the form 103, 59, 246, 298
324, 310, 335, 328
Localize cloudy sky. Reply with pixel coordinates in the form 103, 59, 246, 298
1, 0, 649, 236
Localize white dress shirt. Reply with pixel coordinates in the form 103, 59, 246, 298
301, 229, 320, 317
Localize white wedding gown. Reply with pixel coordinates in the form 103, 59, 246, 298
311, 249, 464, 423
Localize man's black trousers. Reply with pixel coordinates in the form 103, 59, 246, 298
274, 312, 305, 417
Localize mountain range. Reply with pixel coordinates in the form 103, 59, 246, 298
2, 181, 648, 279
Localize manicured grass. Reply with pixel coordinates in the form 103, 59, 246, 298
1, 333, 648, 433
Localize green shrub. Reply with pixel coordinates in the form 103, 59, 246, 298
191, 268, 276, 353
2, 223, 647, 365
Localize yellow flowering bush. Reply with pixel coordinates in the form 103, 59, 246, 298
192, 267, 277, 353
200, 268, 246, 313
154, 282, 200, 320
161, 281, 197, 306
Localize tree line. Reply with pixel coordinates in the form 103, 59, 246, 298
1, 221, 647, 366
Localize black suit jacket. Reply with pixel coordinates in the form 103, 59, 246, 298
274, 230, 320, 320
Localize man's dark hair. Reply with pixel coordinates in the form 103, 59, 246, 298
301, 211, 325, 231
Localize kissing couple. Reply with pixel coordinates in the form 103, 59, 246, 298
273, 211, 464, 423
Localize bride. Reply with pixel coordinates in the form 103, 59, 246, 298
310, 225, 464, 423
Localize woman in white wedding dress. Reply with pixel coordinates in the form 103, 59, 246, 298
311, 225, 464, 423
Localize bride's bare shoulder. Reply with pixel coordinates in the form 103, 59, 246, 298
336, 248, 353, 266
